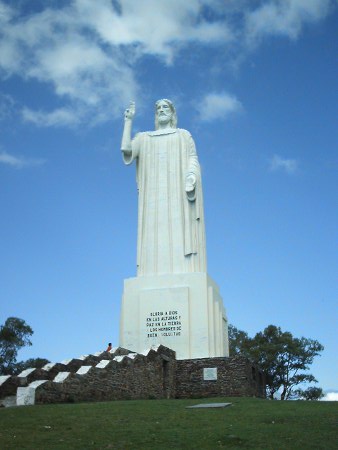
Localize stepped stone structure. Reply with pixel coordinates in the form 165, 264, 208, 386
0, 345, 265, 407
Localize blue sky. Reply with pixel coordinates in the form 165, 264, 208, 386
0, 0, 337, 394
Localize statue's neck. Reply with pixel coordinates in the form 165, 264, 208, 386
148, 128, 177, 136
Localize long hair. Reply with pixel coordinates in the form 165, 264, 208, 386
154, 99, 178, 130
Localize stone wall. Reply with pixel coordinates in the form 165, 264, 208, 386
175, 356, 266, 398
0, 349, 128, 401
1, 347, 266, 407
15, 346, 176, 406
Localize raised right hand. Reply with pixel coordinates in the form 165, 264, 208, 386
124, 101, 135, 120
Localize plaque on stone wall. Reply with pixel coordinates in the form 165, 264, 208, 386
203, 367, 217, 381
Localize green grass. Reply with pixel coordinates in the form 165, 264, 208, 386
0, 397, 336, 449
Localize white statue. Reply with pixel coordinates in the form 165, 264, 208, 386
121, 99, 207, 276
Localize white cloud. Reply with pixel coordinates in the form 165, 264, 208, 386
0, 1, 140, 126
197, 92, 243, 122
22, 107, 82, 128
80, 0, 233, 58
245, 0, 332, 44
0, 93, 15, 120
269, 154, 298, 174
0, 1, 13, 23
0, 0, 334, 128
0, 151, 45, 169
321, 391, 338, 401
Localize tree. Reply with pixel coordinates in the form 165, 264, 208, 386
228, 324, 251, 357
294, 386, 324, 401
228, 324, 324, 400
0, 317, 33, 375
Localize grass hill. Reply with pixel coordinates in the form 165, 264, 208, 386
0, 397, 336, 449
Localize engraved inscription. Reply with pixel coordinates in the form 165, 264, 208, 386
145, 310, 182, 338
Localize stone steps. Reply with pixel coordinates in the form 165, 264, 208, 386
0, 395, 16, 408
0, 347, 133, 406
2, 345, 176, 406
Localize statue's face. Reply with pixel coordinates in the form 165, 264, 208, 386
156, 100, 173, 125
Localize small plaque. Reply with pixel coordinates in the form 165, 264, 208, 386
186, 403, 231, 409
203, 367, 217, 381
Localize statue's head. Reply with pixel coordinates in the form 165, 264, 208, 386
155, 99, 177, 130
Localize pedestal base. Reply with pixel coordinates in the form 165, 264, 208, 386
120, 272, 229, 360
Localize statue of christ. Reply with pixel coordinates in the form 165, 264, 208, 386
121, 99, 207, 276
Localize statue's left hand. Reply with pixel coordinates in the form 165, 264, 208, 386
185, 173, 196, 193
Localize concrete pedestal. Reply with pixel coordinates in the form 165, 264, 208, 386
120, 272, 229, 360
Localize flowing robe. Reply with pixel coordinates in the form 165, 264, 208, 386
123, 128, 207, 276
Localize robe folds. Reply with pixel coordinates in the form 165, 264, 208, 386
123, 128, 207, 276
